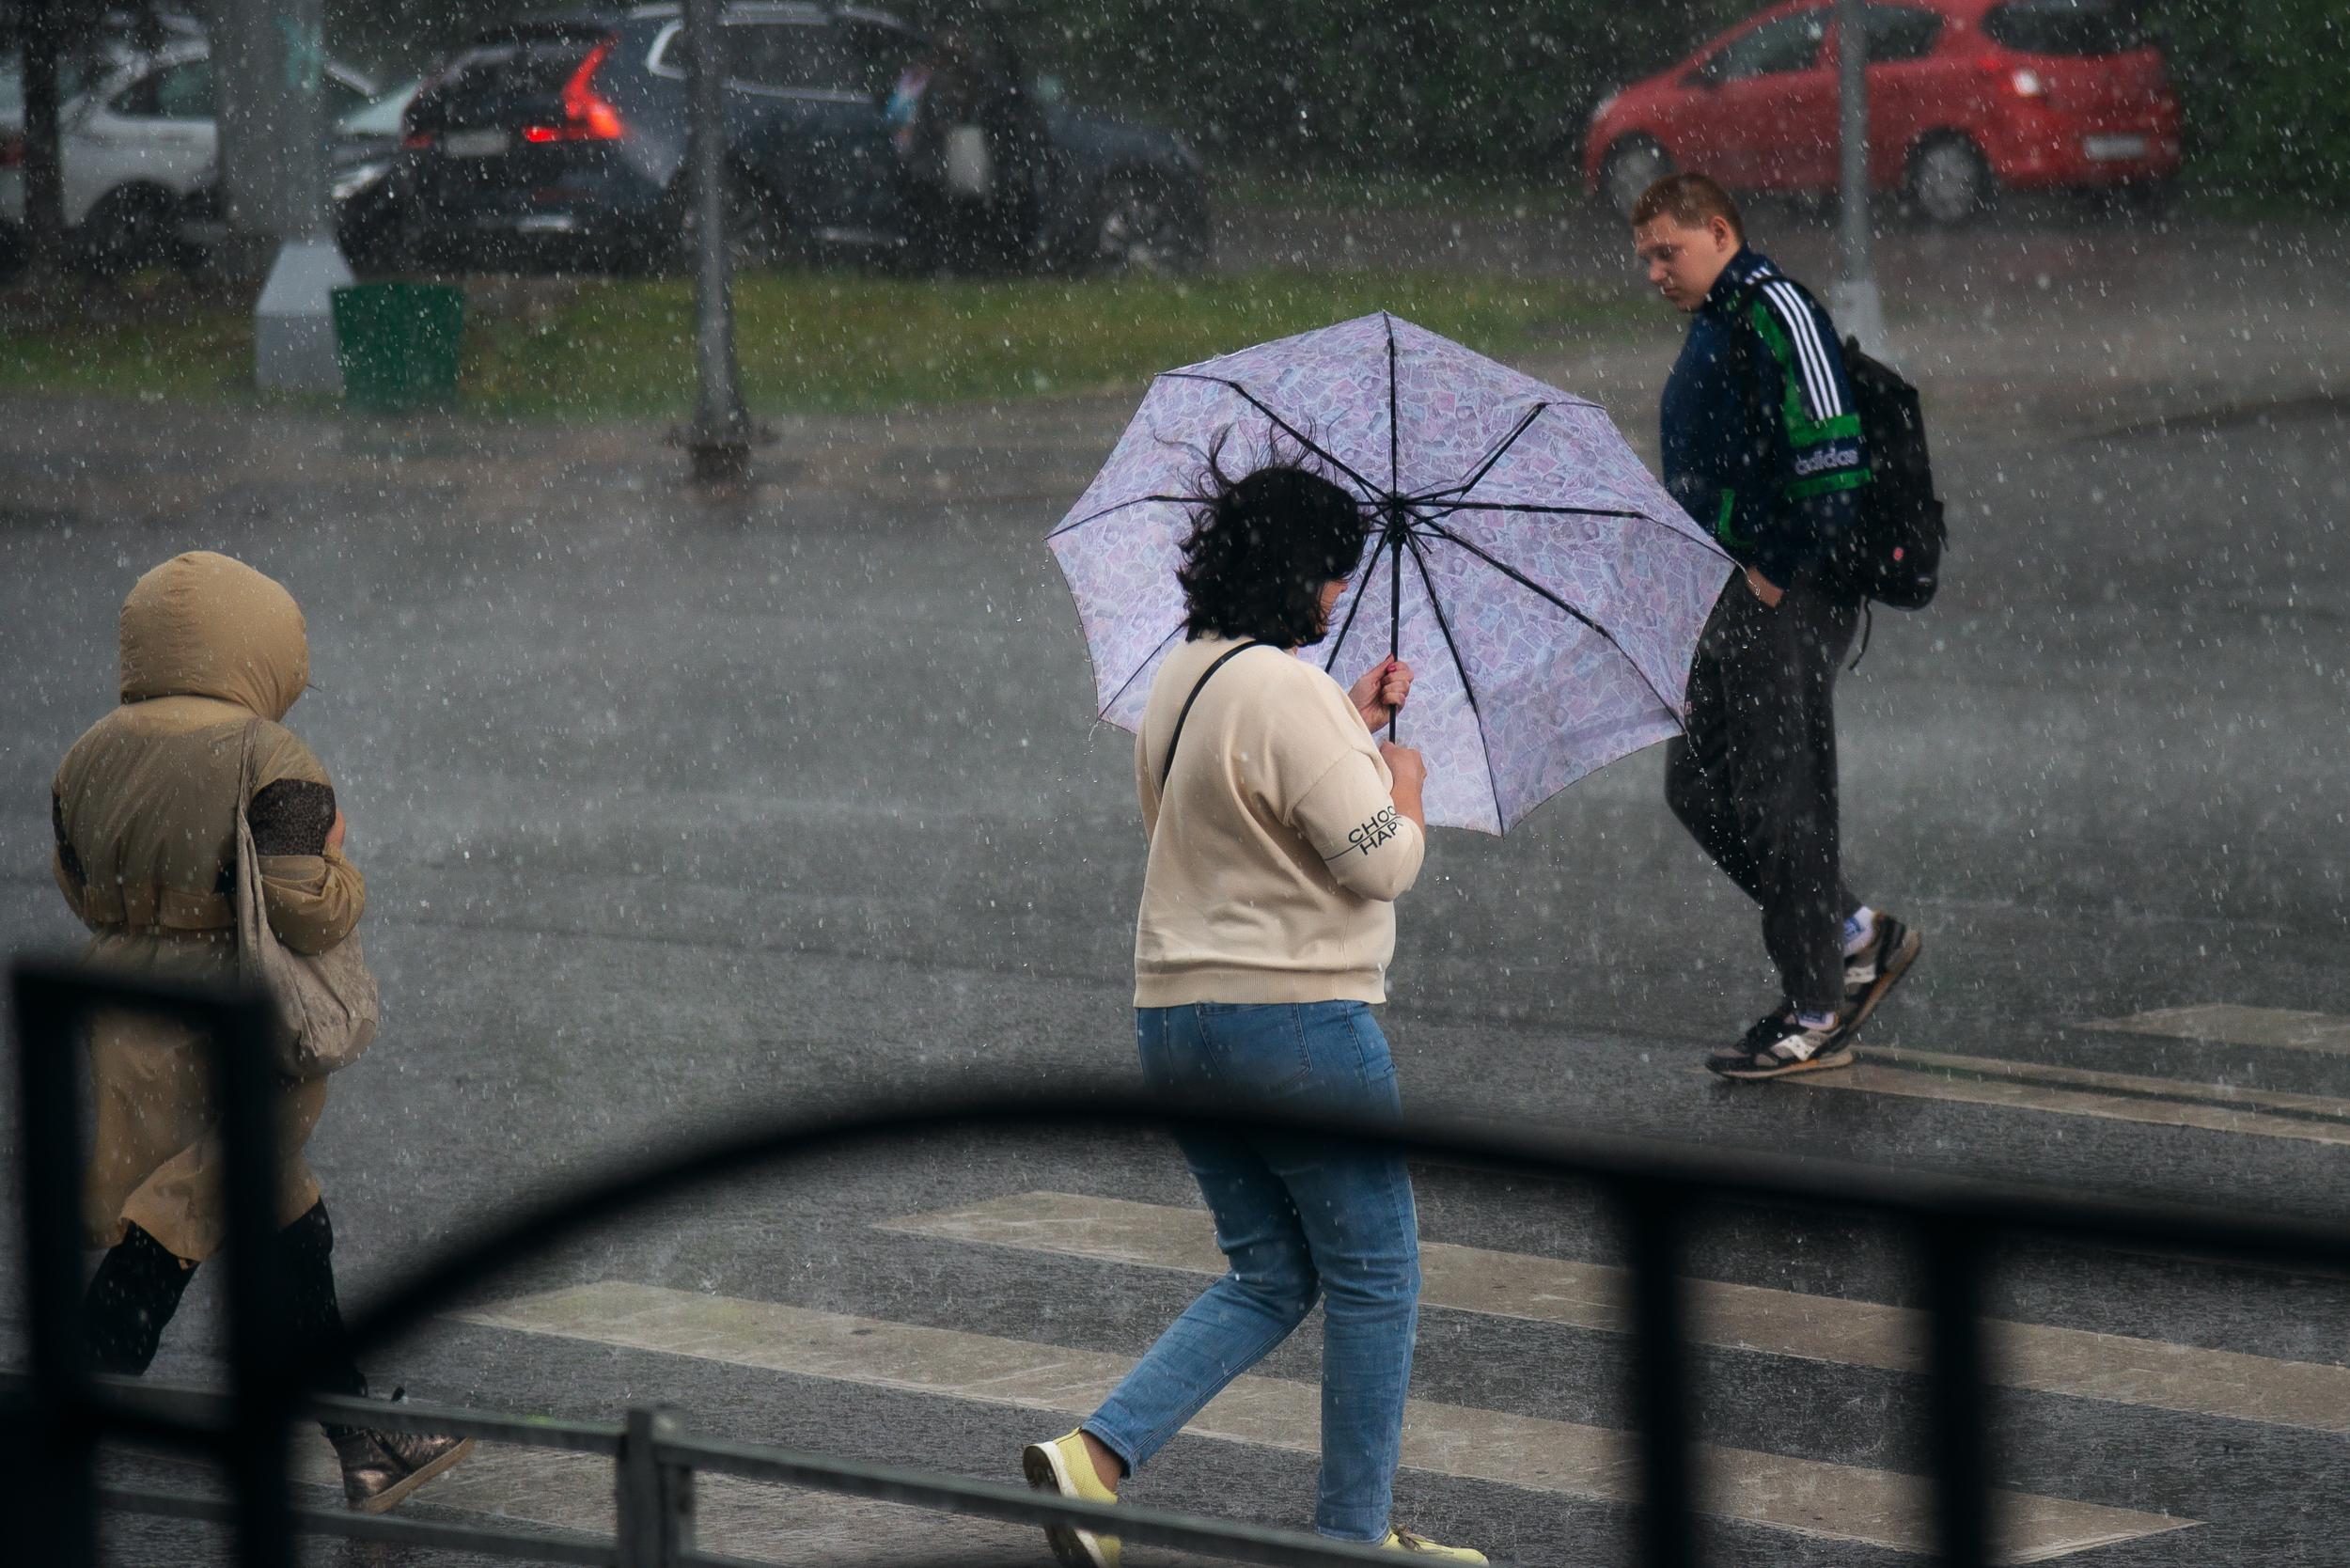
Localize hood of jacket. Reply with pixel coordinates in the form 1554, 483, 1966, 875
118, 551, 309, 722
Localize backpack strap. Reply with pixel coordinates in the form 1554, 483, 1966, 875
1158, 640, 1267, 792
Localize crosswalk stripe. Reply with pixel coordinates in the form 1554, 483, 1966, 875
452, 1280, 2192, 1560
879, 1192, 2350, 1435
2082, 1005, 2350, 1055
285, 1432, 1058, 1565
1865, 1045, 2350, 1121
1787, 1052, 2350, 1148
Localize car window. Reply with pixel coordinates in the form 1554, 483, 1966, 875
1864, 6, 1944, 63
1982, 0, 2147, 56
445, 39, 602, 98
729, 20, 858, 93
114, 58, 212, 120
323, 75, 370, 122
0, 57, 99, 116
838, 18, 924, 101
1707, 9, 1830, 82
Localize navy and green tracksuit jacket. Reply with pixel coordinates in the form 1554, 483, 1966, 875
1661, 247, 1871, 588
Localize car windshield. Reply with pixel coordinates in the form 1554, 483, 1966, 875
339, 79, 419, 136
1982, 0, 2147, 56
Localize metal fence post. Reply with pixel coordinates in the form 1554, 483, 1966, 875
1924, 1217, 1991, 1568
206, 985, 297, 1568
1623, 1184, 1695, 1568
618, 1404, 695, 1567
8, 965, 100, 1568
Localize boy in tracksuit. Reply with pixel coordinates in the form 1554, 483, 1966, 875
1630, 172, 1921, 1080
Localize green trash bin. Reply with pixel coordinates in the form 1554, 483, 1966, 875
332, 283, 465, 413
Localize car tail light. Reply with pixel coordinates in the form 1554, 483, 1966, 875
523, 39, 624, 143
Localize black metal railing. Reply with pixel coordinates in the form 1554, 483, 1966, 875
10, 957, 2349, 1568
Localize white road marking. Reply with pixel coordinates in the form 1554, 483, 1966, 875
881, 1191, 2350, 1435
451, 1279, 2193, 1561
1788, 1046, 2350, 1149
285, 1435, 1065, 1565
2082, 1005, 2350, 1056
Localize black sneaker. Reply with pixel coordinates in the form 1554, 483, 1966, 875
1711, 1011, 1854, 1080
1709, 1009, 1792, 1067
1841, 914, 1922, 1040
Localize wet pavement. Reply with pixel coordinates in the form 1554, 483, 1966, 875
5, 208, 2350, 1566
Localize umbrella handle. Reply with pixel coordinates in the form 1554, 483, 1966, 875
1386, 526, 1402, 744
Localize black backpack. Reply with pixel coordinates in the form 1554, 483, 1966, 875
1839, 337, 1945, 611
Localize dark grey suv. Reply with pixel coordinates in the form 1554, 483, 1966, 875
369, 3, 1208, 274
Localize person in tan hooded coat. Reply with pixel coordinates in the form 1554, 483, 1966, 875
52, 550, 470, 1513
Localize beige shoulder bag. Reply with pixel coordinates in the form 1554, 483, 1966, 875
235, 725, 379, 1077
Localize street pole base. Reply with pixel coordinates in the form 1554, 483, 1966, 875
688, 440, 752, 485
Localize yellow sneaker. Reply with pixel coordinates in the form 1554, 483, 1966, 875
1021, 1429, 1120, 1568
1381, 1526, 1488, 1562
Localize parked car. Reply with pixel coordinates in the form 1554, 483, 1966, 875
376, 4, 1208, 274
1583, 0, 2182, 224
0, 28, 376, 273
173, 82, 425, 268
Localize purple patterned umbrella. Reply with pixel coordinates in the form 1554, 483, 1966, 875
1048, 312, 1734, 835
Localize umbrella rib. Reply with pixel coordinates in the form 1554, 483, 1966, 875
1045, 493, 1198, 542
1417, 520, 1683, 721
1099, 619, 1189, 719
1319, 557, 1378, 677
1423, 499, 1733, 560
1157, 372, 1382, 499
1423, 498, 1650, 522
1413, 402, 1549, 502
1399, 531, 1508, 836
1385, 312, 1401, 494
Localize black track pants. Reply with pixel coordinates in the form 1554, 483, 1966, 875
1665, 571, 1863, 1013
85, 1200, 367, 1398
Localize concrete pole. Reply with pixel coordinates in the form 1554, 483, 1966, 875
1832, 0, 1888, 355
233, 0, 352, 393
683, 0, 750, 481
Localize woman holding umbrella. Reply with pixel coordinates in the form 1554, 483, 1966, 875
1022, 450, 1486, 1565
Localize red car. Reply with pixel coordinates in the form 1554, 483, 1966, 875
1583, 0, 2182, 224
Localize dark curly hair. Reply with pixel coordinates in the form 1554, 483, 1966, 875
1176, 433, 1371, 648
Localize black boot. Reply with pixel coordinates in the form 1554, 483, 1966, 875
283, 1202, 472, 1513
324, 1389, 476, 1513
84, 1222, 196, 1375
276, 1200, 367, 1399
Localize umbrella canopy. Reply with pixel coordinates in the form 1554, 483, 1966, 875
1049, 312, 1734, 834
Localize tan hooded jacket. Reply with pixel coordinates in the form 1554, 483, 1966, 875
52, 551, 366, 1262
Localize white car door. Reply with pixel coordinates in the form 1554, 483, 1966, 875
68, 53, 216, 225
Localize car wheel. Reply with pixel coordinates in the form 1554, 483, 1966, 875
1091, 173, 1192, 275
1599, 137, 1672, 219
1907, 136, 1993, 227
76, 184, 180, 278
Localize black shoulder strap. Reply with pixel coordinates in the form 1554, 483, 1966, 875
1158, 640, 1266, 792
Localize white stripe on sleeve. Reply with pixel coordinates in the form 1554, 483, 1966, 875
1764, 281, 1841, 418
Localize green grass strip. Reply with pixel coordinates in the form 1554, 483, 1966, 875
0, 269, 1641, 420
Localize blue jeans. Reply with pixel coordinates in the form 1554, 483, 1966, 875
1084, 1001, 1420, 1543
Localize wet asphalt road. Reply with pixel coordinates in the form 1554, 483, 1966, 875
3, 207, 2350, 1566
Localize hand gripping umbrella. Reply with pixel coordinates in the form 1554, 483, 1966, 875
1048, 313, 1735, 834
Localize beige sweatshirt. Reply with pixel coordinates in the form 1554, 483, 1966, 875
1134, 635, 1426, 1006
